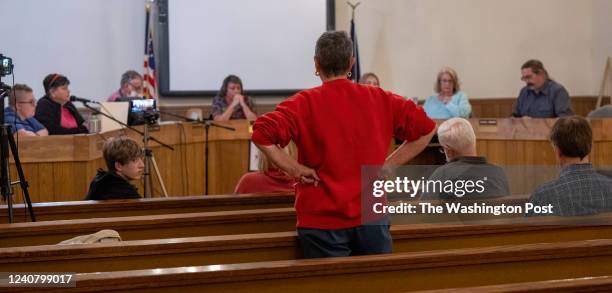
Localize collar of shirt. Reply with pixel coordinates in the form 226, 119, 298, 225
451, 156, 488, 164
529, 79, 553, 96
560, 163, 594, 177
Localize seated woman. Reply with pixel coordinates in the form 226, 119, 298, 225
5, 84, 48, 137
211, 75, 257, 121
85, 137, 144, 200
424, 67, 472, 119
35, 73, 89, 135
359, 72, 380, 87
234, 142, 297, 194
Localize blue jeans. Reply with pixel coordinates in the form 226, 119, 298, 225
297, 218, 392, 258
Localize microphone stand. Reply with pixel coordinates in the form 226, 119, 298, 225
82, 103, 174, 198
158, 110, 235, 195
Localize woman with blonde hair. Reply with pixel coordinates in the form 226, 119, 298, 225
234, 142, 297, 194
359, 72, 380, 87
424, 67, 472, 119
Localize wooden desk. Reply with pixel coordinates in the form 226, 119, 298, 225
9, 120, 252, 203
469, 118, 612, 167
6, 118, 611, 203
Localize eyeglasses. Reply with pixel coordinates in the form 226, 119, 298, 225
521, 74, 535, 81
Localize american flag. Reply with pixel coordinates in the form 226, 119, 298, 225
143, 2, 157, 100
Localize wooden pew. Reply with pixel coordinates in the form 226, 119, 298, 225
2, 215, 612, 273
0, 194, 533, 247
16, 239, 612, 292
0, 208, 296, 248
0, 193, 294, 223
418, 276, 612, 292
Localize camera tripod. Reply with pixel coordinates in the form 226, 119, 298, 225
83, 103, 173, 198
142, 113, 168, 197
0, 78, 36, 223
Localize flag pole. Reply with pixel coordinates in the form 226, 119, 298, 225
347, 1, 361, 20
347, 1, 361, 82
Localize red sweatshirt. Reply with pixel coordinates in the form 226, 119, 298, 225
252, 79, 435, 229
234, 168, 296, 194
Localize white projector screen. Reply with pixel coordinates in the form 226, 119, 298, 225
162, 0, 333, 96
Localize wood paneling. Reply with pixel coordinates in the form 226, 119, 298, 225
7, 121, 252, 203
156, 96, 610, 120
5, 116, 611, 203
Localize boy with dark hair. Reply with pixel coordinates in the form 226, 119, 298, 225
85, 137, 144, 200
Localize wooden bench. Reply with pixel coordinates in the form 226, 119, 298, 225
2, 215, 612, 273
0, 193, 294, 223
0, 194, 571, 248
14, 239, 612, 292
418, 276, 612, 292
0, 208, 296, 248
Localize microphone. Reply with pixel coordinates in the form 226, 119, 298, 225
70, 96, 100, 105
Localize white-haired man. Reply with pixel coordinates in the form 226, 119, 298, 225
423, 118, 510, 199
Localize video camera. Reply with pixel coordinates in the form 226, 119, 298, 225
128, 99, 159, 126
0, 54, 13, 77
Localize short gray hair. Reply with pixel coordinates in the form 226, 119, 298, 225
315, 31, 353, 77
437, 118, 475, 153
120, 70, 143, 87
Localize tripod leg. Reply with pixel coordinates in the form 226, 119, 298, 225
149, 155, 168, 197
1, 126, 14, 223
143, 149, 152, 198
6, 127, 36, 222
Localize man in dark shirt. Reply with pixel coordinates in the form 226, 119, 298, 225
527, 116, 612, 216
86, 137, 143, 200
423, 118, 510, 200
513, 59, 574, 118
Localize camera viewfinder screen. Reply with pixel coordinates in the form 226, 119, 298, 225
130, 99, 156, 113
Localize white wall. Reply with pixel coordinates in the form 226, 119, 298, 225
0, 0, 145, 101
1, 0, 610, 104
591, 0, 612, 96
337, 0, 611, 99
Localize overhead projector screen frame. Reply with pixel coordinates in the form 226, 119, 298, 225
157, 0, 336, 97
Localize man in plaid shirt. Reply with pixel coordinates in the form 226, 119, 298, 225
527, 116, 612, 216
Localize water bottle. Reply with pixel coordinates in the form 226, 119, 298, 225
89, 114, 101, 133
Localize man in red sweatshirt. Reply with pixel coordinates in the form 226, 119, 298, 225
252, 31, 436, 258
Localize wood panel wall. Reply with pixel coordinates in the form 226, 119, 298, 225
5, 116, 611, 203
158, 96, 610, 120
